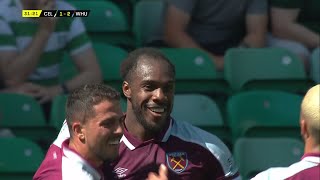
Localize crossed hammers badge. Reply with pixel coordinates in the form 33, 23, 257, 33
166, 152, 188, 173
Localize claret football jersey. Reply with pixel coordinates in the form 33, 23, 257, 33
33, 121, 105, 180
110, 118, 240, 180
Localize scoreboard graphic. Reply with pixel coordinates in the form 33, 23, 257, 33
22, 10, 90, 17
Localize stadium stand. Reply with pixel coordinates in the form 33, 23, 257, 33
160, 48, 229, 94
69, 0, 133, 47
171, 94, 231, 146
59, 42, 128, 91
310, 48, 320, 83
0, 93, 55, 144
133, 0, 165, 47
0, 137, 44, 180
233, 137, 304, 180
224, 48, 313, 93
227, 90, 303, 142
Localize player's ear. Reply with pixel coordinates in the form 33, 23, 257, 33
123, 81, 131, 98
300, 118, 310, 140
72, 121, 85, 142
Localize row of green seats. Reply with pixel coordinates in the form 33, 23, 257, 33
66, 0, 166, 48
59, 42, 316, 96
0, 137, 44, 180
64, 0, 319, 88
0, 93, 56, 144
227, 90, 303, 143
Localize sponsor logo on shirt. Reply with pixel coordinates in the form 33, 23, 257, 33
114, 167, 128, 178
166, 152, 188, 173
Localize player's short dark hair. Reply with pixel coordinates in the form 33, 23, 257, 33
120, 47, 175, 82
65, 84, 120, 134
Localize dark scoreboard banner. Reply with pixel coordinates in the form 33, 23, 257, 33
22, 10, 90, 17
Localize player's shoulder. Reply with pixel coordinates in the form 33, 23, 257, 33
33, 144, 63, 180
171, 119, 239, 177
251, 167, 292, 180
171, 119, 232, 160
251, 158, 319, 180
171, 119, 228, 151
56, 0, 76, 11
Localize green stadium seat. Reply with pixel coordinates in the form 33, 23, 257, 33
226, 90, 303, 142
59, 42, 128, 91
233, 137, 304, 180
0, 93, 54, 142
69, 0, 133, 46
310, 48, 320, 83
0, 137, 44, 180
171, 94, 230, 145
133, 0, 165, 47
160, 48, 230, 94
92, 43, 128, 91
50, 94, 68, 131
224, 48, 312, 93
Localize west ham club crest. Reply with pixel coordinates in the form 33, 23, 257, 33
166, 152, 188, 173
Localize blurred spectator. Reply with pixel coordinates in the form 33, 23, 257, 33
162, 0, 268, 71
268, 0, 320, 71
0, 0, 102, 105
251, 84, 320, 180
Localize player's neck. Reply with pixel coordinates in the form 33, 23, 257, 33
68, 139, 103, 168
304, 138, 320, 154
124, 113, 155, 142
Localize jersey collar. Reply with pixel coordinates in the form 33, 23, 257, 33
62, 139, 104, 180
301, 153, 320, 164
121, 117, 173, 150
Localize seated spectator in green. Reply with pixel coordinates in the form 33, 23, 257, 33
0, 0, 102, 105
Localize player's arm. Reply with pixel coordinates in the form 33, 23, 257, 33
0, 0, 56, 86
207, 151, 241, 180
203, 136, 241, 179
271, 7, 320, 49
241, 0, 268, 48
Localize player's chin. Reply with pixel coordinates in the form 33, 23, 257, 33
107, 142, 120, 151
145, 120, 166, 133
106, 149, 119, 161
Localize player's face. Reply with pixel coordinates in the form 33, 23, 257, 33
129, 59, 175, 133
84, 100, 123, 162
